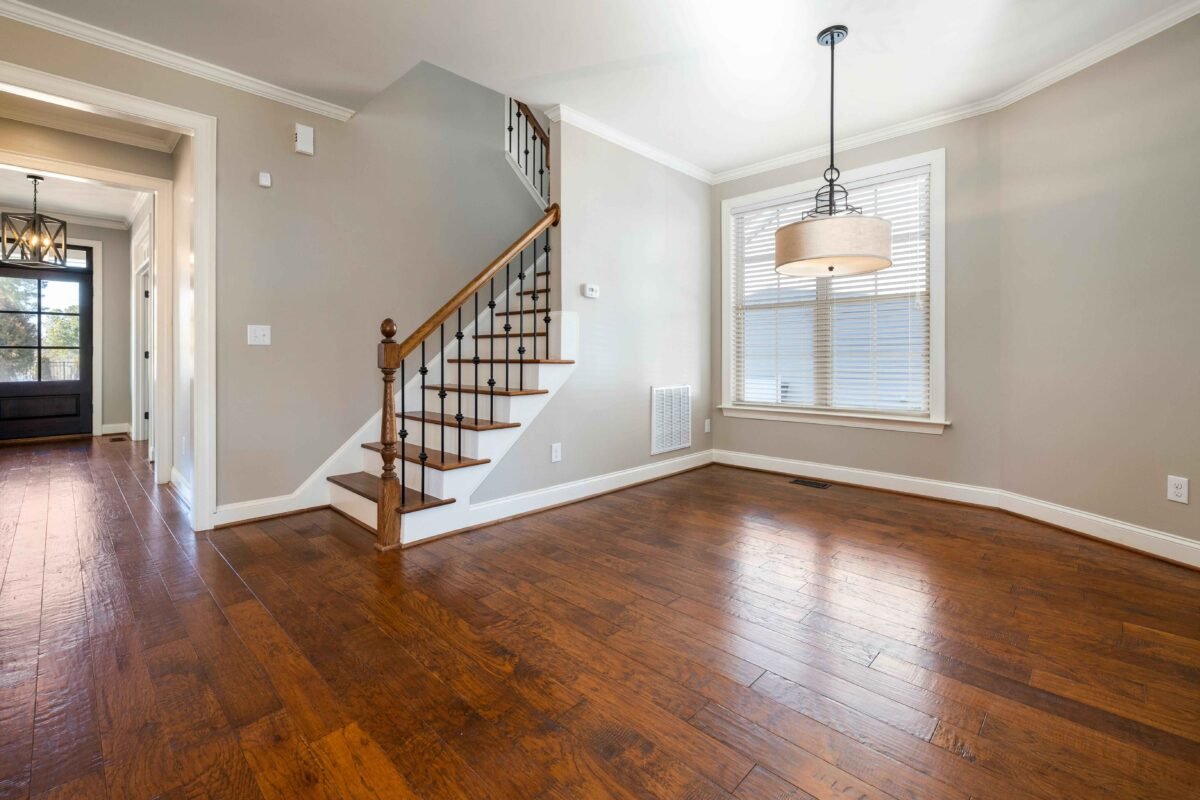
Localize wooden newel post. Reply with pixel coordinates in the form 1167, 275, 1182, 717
376, 318, 402, 550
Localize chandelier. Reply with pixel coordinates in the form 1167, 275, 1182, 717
1, 175, 68, 267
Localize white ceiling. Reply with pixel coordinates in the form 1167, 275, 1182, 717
0, 165, 144, 225
10, 0, 1196, 175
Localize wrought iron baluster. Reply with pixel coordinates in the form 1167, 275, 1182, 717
543, 229, 552, 353
504, 262, 511, 392
399, 358, 406, 507
488, 276, 496, 423
531, 243, 539, 360
455, 308, 463, 462
439, 324, 446, 468
524, 114, 530, 178
508, 98, 514, 159
473, 292, 480, 430
419, 341, 428, 499
518, 248, 526, 390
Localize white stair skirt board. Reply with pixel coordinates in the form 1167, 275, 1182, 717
712, 450, 1200, 569
506, 152, 549, 209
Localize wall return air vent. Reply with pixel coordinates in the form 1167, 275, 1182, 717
651, 385, 692, 455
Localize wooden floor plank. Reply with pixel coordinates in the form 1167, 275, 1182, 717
3, 442, 1199, 799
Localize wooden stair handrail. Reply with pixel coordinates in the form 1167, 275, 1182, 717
394, 203, 559, 361
515, 100, 551, 162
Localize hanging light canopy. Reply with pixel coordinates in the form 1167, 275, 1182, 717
1, 175, 69, 268
775, 25, 892, 278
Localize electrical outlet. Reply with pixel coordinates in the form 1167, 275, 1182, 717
704, 418, 711, 433
551, 442, 562, 463
1168, 475, 1189, 504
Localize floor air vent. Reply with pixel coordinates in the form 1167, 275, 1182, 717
651, 385, 691, 455
792, 478, 831, 489
107, 436, 128, 442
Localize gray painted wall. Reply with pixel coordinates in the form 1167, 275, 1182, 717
475, 122, 713, 500
0, 17, 539, 504
712, 17, 1200, 540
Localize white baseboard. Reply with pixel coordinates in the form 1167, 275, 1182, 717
403, 449, 716, 545
713, 449, 1200, 568
99, 423, 130, 435
170, 466, 193, 506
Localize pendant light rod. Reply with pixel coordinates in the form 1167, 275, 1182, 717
811, 25, 852, 220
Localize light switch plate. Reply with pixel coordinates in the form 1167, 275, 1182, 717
247, 325, 271, 346
258, 171, 272, 188
551, 442, 562, 463
581, 283, 600, 299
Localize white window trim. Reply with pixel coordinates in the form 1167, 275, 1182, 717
720, 149, 947, 434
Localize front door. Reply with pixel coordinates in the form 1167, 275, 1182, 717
0, 244, 94, 439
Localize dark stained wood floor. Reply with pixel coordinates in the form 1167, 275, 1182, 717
1, 439, 1198, 799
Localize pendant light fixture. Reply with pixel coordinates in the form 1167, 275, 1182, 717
1, 175, 69, 267
775, 25, 892, 278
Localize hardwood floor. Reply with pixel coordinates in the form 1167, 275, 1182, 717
1, 438, 1198, 799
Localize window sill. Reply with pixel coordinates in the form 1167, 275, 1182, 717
718, 404, 949, 434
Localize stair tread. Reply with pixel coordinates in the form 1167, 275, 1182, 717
495, 308, 551, 317
327, 472, 455, 513
448, 358, 574, 364
399, 411, 520, 431
517, 288, 550, 296
474, 331, 548, 339
426, 384, 549, 396
361, 442, 489, 471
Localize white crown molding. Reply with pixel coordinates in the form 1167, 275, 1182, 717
713, 450, 1200, 568
713, 0, 1200, 183
547, 104, 713, 183
0, 100, 180, 152
0, 0, 355, 121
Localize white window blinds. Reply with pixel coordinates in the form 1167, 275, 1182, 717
729, 164, 932, 416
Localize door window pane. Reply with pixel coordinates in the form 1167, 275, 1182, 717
40, 349, 79, 381
0, 277, 38, 311
40, 280, 80, 313
40, 314, 79, 347
0, 348, 36, 381
0, 312, 38, 346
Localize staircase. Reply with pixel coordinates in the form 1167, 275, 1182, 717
326, 108, 572, 548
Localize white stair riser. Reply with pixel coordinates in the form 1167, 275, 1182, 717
417, 391, 552, 419
329, 484, 376, 530
394, 423, 482, 458
469, 337, 552, 360
405, 363, 549, 400
359, 451, 479, 497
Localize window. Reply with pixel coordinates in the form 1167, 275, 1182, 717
721, 151, 945, 433
0, 245, 89, 383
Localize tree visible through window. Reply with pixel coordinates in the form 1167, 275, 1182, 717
0, 247, 86, 383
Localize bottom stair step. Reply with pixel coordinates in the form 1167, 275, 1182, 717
327, 472, 455, 514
